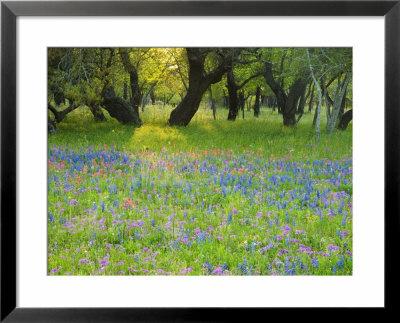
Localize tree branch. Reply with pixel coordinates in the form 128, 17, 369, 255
264, 61, 280, 92
237, 72, 263, 89
234, 58, 261, 65
203, 49, 240, 86
119, 48, 136, 74
48, 102, 78, 123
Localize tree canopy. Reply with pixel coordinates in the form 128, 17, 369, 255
48, 47, 352, 138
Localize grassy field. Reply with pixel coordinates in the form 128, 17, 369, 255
48, 104, 352, 275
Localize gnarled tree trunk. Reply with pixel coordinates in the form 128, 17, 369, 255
168, 48, 237, 126
227, 65, 262, 121
326, 72, 351, 134
296, 82, 310, 123
102, 87, 142, 126
169, 87, 207, 126
54, 90, 65, 106
337, 109, 352, 130
264, 61, 306, 126
48, 102, 78, 123
283, 78, 307, 126
119, 49, 142, 123
337, 93, 347, 122
88, 105, 106, 122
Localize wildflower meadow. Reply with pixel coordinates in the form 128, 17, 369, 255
48, 47, 352, 276
48, 106, 352, 276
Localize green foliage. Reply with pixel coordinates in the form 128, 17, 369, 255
48, 47, 352, 125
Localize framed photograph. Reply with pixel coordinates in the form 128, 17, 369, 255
1, 0, 398, 321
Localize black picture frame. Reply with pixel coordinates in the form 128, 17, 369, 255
1, 0, 398, 321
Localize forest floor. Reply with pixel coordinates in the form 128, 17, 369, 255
47, 105, 353, 275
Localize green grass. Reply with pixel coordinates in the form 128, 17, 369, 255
49, 104, 352, 159
48, 104, 352, 276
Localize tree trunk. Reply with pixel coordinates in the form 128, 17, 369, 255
337, 109, 352, 130
239, 91, 245, 110
264, 95, 277, 111
119, 49, 141, 120
48, 118, 57, 134
264, 60, 306, 126
308, 83, 315, 112
337, 94, 346, 122
226, 68, 261, 121
54, 90, 65, 106
102, 87, 142, 126
141, 81, 157, 112
227, 68, 239, 121
306, 49, 322, 143
283, 79, 307, 126
223, 89, 229, 108
254, 86, 261, 117
88, 105, 106, 122
296, 84, 309, 123
315, 90, 322, 143
312, 104, 318, 127
296, 86, 306, 115
150, 89, 156, 105
123, 79, 128, 100
129, 71, 141, 116
168, 88, 206, 126
48, 102, 78, 123
239, 91, 245, 120
246, 96, 253, 111
208, 86, 216, 120
165, 93, 175, 105
169, 48, 236, 126
326, 72, 351, 134
168, 49, 207, 126
322, 78, 333, 119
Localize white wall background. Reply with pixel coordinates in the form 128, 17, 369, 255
16, 16, 384, 308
